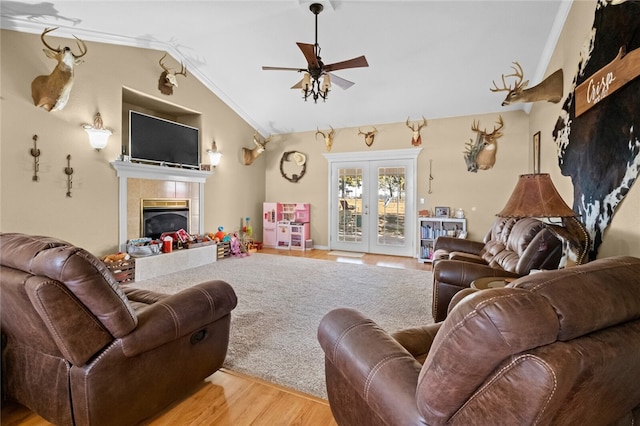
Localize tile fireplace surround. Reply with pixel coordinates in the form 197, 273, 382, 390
111, 161, 213, 250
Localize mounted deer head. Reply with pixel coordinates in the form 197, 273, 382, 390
315, 126, 335, 152
158, 53, 187, 95
358, 127, 378, 147
464, 115, 504, 172
31, 27, 87, 112
242, 132, 273, 165
406, 116, 427, 146
490, 62, 563, 106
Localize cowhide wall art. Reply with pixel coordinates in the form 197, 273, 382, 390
553, 0, 640, 261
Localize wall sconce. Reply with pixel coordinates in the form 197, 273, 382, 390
82, 112, 112, 151
207, 140, 222, 167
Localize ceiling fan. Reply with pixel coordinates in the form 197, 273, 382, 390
262, 3, 369, 103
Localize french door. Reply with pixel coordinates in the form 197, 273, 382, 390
325, 148, 421, 257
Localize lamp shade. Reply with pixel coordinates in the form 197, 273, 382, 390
496, 173, 576, 218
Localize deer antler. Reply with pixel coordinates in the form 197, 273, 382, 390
159, 53, 171, 73
486, 115, 504, 140
40, 27, 60, 52
490, 61, 529, 93
175, 62, 187, 77
315, 127, 326, 139
253, 132, 272, 149
406, 116, 427, 131
471, 115, 504, 140
40, 27, 87, 59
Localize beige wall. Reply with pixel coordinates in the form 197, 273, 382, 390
0, 29, 264, 255
2, 0, 639, 260
264, 110, 530, 247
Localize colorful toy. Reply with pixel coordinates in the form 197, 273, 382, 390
214, 226, 230, 242
230, 232, 249, 257
242, 217, 253, 238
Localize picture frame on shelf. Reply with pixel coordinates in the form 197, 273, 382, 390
435, 206, 450, 217
533, 131, 541, 174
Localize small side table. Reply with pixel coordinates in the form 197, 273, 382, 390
471, 277, 516, 290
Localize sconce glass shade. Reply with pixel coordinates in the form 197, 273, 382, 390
496, 173, 576, 218
207, 141, 222, 167
83, 112, 112, 151
84, 128, 112, 150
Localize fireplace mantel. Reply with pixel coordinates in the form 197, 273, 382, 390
111, 161, 212, 250
111, 160, 212, 183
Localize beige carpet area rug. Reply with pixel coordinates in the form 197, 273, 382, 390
129, 253, 433, 399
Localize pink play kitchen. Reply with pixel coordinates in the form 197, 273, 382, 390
263, 202, 310, 250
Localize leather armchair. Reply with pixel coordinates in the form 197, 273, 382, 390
432, 217, 563, 322
318, 256, 640, 426
0, 233, 237, 426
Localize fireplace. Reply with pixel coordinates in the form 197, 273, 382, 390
141, 198, 190, 239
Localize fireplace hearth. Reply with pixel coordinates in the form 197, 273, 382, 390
141, 198, 190, 239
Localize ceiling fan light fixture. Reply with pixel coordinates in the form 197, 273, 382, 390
322, 74, 331, 92
302, 73, 311, 91
262, 1, 367, 104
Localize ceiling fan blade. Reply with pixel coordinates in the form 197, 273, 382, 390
324, 55, 369, 72
262, 66, 306, 72
291, 79, 304, 90
328, 73, 355, 90
296, 42, 319, 68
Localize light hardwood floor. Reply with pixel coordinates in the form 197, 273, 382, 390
1, 249, 431, 426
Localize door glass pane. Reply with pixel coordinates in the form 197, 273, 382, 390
337, 167, 362, 242
377, 166, 406, 246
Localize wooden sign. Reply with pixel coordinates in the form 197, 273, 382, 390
575, 46, 640, 117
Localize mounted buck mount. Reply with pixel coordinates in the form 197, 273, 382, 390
406, 116, 427, 146
158, 53, 187, 95
491, 61, 563, 106
242, 132, 273, 166
358, 127, 378, 147
262, 3, 369, 103
315, 126, 335, 152
464, 115, 504, 172
31, 27, 87, 112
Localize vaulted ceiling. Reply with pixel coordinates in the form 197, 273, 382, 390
1, 0, 570, 136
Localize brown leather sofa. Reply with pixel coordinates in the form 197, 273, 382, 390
318, 256, 640, 425
0, 233, 237, 426
431, 217, 563, 322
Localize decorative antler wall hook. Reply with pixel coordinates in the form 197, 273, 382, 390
30, 134, 41, 181
428, 159, 433, 194
64, 154, 73, 197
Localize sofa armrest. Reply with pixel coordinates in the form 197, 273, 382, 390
318, 308, 424, 425
391, 323, 442, 364
448, 288, 480, 314
434, 236, 484, 255
120, 280, 237, 357
434, 260, 520, 288
448, 252, 487, 264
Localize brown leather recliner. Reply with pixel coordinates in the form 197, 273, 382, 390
0, 233, 237, 426
318, 256, 640, 426
431, 217, 563, 322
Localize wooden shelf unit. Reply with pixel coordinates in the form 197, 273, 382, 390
418, 217, 467, 263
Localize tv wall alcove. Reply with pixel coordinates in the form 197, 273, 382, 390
114, 87, 211, 250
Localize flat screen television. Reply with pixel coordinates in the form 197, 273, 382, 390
129, 110, 200, 169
